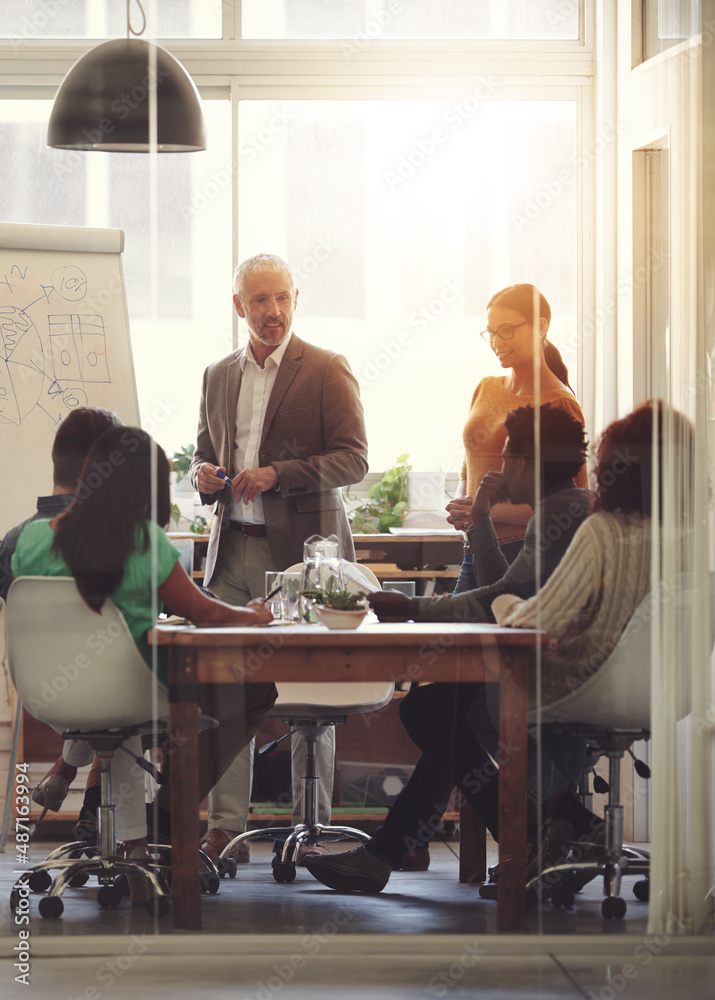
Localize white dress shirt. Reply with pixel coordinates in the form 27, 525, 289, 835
225, 333, 292, 525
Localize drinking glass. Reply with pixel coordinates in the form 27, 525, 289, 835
264, 571, 284, 621
280, 571, 302, 623
300, 534, 345, 622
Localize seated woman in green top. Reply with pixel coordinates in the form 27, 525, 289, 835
12, 426, 276, 894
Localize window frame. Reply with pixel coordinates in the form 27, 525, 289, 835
0, 0, 597, 443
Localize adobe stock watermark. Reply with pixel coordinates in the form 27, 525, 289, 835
8, 0, 75, 47
238, 907, 353, 1000
23, 608, 141, 717
547, 0, 578, 28
561, 246, 668, 357
416, 943, 484, 1000
184, 108, 296, 218
511, 118, 627, 233
292, 237, 339, 283
357, 277, 464, 389
384, 77, 497, 191
341, 0, 404, 60
586, 932, 672, 1000
65, 935, 153, 1000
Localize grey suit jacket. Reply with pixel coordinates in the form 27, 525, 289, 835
190, 333, 369, 583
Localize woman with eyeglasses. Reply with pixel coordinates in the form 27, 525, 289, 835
446, 283, 588, 592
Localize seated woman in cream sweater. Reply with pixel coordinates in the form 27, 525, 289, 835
467, 399, 694, 842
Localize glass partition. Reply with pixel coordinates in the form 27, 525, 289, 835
238, 98, 578, 473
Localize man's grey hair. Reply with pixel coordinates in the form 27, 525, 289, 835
232, 253, 296, 301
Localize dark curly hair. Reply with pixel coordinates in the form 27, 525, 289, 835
504, 403, 588, 492
593, 400, 694, 518
51, 406, 122, 489
53, 427, 171, 612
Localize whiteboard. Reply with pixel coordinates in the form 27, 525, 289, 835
0, 223, 139, 535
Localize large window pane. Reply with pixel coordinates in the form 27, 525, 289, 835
238, 99, 578, 474
2, 1, 220, 40
243, 0, 579, 40
0, 100, 231, 460
642, 0, 701, 61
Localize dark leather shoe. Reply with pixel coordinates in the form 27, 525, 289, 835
400, 847, 430, 871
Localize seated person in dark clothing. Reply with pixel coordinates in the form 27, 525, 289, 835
305, 403, 592, 893
0, 406, 122, 602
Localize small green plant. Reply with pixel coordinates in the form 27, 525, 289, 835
312, 578, 367, 611
348, 453, 411, 534
169, 503, 210, 534
171, 443, 195, 483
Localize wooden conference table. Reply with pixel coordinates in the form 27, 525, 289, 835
150, 620, 546, 933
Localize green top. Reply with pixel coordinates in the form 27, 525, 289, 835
11, 518, 180, 684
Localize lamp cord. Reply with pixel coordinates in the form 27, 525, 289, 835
126, 0, 147, 38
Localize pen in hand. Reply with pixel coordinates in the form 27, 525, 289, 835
215, 468, 233, 488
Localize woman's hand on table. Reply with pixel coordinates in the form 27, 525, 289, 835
367, 591, 411, 623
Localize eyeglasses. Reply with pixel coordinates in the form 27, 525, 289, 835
479, 321, 530, 343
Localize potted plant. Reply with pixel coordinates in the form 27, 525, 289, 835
169, 505, 211, 534
310, 579, 369, 629
171, 443, 195, 483
347, 453, 411, 534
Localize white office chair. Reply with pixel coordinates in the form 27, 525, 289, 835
6, 576, 172, 918
531, 574, 703, 919
218, 564, 395, 883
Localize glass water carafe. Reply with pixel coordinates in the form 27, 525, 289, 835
300, 534, 345, 622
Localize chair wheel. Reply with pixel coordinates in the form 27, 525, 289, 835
217, 857, 238, 879
97, 885, 123, 909
550, 886, 575, 910
145, 895, 170, 917
273, 861, 296, 883
200, 871, 220, 894
68, 872, 90, 888
39, 895, 64, 919
28, 870, 52, 893
633, 879, 650, 901
602, 896, 627, 920
114, 875, 131, 897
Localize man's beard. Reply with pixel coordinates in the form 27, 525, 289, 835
250, 319, 289, 346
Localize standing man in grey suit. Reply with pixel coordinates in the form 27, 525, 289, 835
190, 253, 369, 863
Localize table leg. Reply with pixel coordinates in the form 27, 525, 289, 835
169, 646, 201, 930
458, 793, 487, 884
497, 648, 528, 931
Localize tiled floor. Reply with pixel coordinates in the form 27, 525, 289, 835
1, 838, 713, 999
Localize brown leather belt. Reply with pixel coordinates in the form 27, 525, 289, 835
227, 520, 267, 538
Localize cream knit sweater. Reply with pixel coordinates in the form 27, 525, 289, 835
492, 510, 654, 704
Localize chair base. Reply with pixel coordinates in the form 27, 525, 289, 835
218, 721, 372, 882
218, 822, 372, 881
533, 844, 650, 919
10, 734, 174, 919
11, 847, 171, 919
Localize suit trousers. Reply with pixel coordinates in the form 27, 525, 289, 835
60, 734, 148, 842
205, 527, 334, 831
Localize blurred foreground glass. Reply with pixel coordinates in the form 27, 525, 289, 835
280, 571, 303, 624
264, 571, 283, 620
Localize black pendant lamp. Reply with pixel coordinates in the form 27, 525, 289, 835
47, 2, 206, 153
